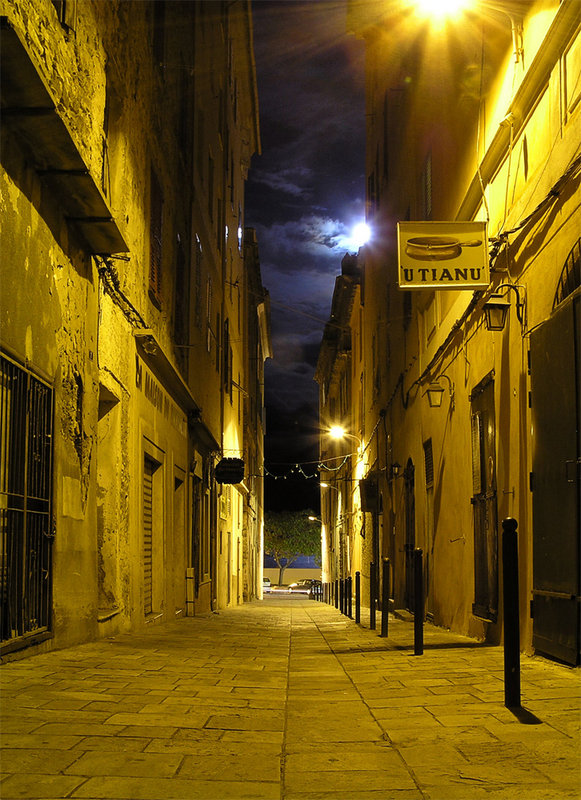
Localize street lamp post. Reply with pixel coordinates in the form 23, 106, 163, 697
327, 425, 363, 449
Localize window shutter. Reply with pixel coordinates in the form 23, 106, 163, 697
149, 169, 163, 301
143, 456, 155, 615
423, 439, 434, 488
471, 412, 483, 495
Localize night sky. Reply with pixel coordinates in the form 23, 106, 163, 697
245, 0, 366, 511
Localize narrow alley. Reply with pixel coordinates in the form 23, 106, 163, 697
1, 596, 579, 800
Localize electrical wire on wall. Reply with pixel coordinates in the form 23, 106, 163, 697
95, 255, 149, 331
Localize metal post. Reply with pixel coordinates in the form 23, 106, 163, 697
370, 563, 376, 630
502, 518, 521, 708
348, 576, 353, 618
355, 571, 361, 623
339, 578, 344, 615
414, 548, 423, 655
380, 558, 390, 638
334, 579, 339, 609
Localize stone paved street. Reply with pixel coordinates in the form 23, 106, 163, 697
1, 594, 580, 799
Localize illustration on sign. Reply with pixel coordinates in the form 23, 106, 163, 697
398, 221, 489, 290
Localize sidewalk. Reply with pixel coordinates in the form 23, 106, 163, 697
0, 595, 579, 800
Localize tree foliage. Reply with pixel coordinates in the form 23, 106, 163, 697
264, 510, 320, 584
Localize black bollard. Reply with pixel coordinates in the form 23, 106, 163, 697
334, 579, 339, 609
370, 563, 376, 630
502, 518, 521, 708
347, 576, 353, 618
355, 571, 361, 623
414, 548, 423, 655
339, 578, 344, 615
380, 558, 390, 638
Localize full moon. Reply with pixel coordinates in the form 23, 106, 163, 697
351, 222, 371, 248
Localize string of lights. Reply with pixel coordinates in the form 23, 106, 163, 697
246, 453, 353, 481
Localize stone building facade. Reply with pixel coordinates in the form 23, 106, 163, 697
317, 0, 580, 664
0, 0, 269, 658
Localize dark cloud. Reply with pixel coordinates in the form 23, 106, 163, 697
246, 0, 365, 507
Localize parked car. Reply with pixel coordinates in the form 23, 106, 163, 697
288, 579, 322, 595
262, 577, 272, 594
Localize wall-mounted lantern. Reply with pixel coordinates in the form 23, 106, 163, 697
426, 382, 446, 407
426, 374, 455, 410
483, 283, 526, 332
483, 293, 511, 331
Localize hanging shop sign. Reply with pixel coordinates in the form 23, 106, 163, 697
397, 221, 489, 290
359, 474, 379, 513
215, 457, 245, 484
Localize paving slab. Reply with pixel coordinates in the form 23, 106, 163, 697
1, 595, 579, 800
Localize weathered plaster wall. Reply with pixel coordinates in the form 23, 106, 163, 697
1, 104, 101, 649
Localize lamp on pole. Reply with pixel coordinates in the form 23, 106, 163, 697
327, 425, 363, 449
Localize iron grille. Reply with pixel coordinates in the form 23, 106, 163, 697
1, 354, 53, 649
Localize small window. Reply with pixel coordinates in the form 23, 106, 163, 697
152, 0, 166, 69
208, 154, 214, 220
194, 235, 202, 329
52, 0, 77, 31
206, 277, 213, 353
196, 112, 205, 181
383, 90, 389, 182
422, 151, 433, 220
423, 439, 434, 488
149, 168, 163, 303
403, 291, 412, 331
174, 236, 189, 360
367, 173, 376, 218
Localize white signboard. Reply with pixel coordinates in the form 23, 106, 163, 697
397, 221, 489, 290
